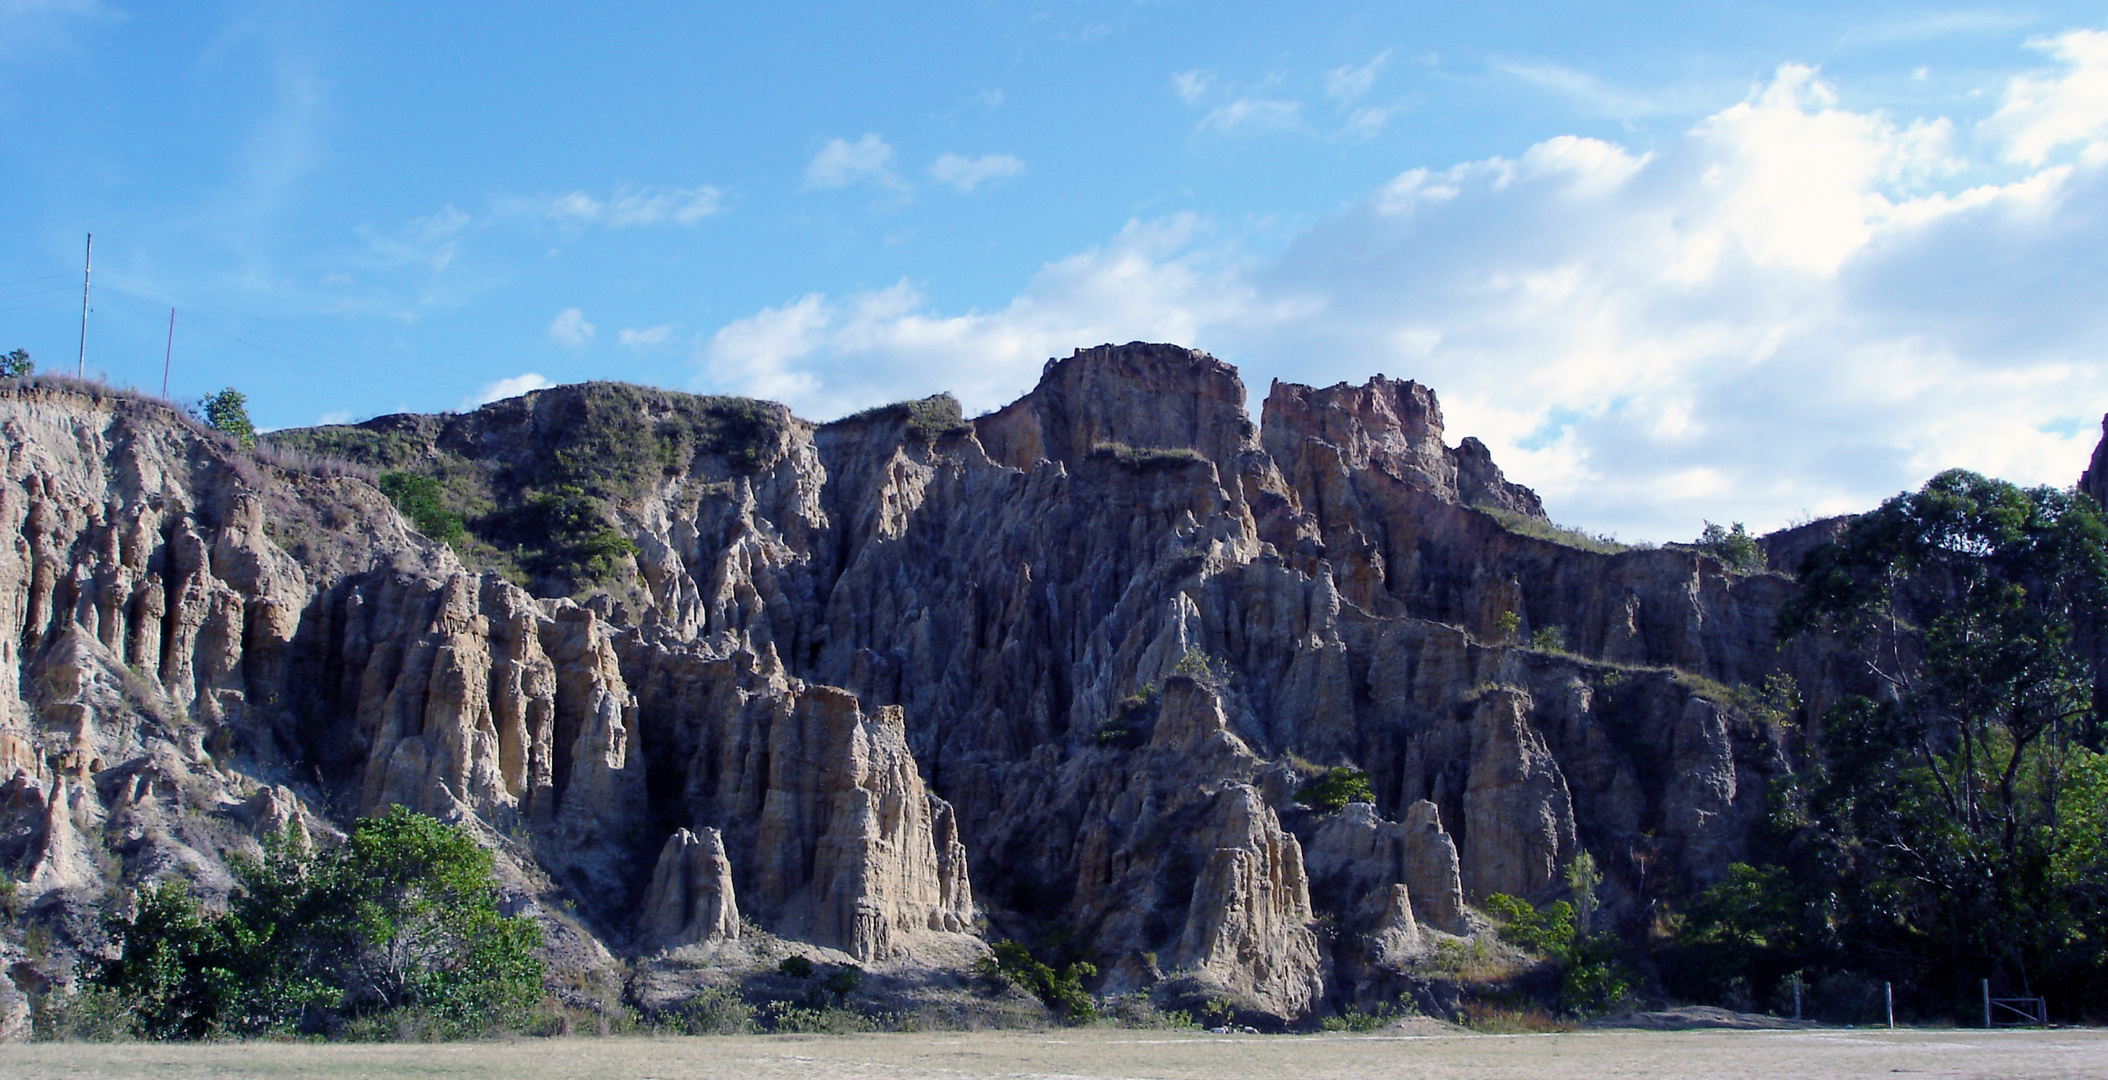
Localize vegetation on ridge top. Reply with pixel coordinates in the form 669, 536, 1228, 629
266, 382, 781, 594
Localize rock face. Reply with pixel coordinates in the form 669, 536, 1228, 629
637, 827, 739, 950
0, 345, 1830, 1024
2083, 413, 2108, 509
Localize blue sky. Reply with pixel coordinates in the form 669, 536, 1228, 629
7, 2, 2108, 540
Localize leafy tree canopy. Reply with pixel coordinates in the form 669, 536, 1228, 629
198, 387, 255, 449
1693, 470, 2108, 1020
90, 807, 543, 1038
1294, 767, 1375, 813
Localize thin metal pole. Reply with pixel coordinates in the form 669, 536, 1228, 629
1886, 981, 1894, 1029
162, 308, 175, 398
77, 233, 93, 378
1793, 976, 1802, 1021
1984, 978, 1992, 1029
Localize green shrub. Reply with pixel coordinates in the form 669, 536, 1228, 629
1480, 507, 1631, 554
1319, 1005, 1396, 1032
1486, 893, 1576, 961
1172, 648, 1233, 689
1484, 892, 1632, 1018
379, 471, 466, 543
479, 485, 637, 585
974, 940, 1097, 1022
759, 1000, 885, 1033
1088, 441, 1207, 468
1, 348, 30, 379
1529, 626, 1566, 652
822, 964, 862, 998
1294, 768, 1375, 814
1494, 610, 1521, 643
776, 955, 814, 979
86, 808, 543, 1039
659, 986, 755, 1035
1093, 687, 1158, 749
836, 394, 972, 442
1692, 520, 1765, 572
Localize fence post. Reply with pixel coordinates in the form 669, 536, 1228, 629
1983, 979, 1991, 1029
1886, 981, 1894, 1029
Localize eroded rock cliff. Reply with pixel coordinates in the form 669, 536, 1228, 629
0, 345, 1830, 1025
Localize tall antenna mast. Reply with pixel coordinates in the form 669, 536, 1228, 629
162, 308, 175, 398
77, 233, 93, 378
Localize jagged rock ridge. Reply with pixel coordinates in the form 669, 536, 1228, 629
0, 345, 1834, 1023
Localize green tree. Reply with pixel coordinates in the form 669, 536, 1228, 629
1774, 469, 2108, 1014
483, 484, 638, 584
1485, 891, 1632, 1017
1695, 521, 1765, 572
90, 808, 543, 1037
1294, 767, 1375, 813
315, 807, 544, 1022
199, 388, 256, 449
974, 939, 1097, 1022
1, 348, 30, 378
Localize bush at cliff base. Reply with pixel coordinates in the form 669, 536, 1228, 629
83, 807, 543, 1039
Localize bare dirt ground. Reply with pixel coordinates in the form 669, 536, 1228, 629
3, 1026, 2104, 1080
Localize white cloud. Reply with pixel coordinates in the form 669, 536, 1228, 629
699, 216, 1270, 418
1172, 70, 1211, 104
806, 134, 906, 191
1343, 107, 1389, 138
365, 204, 470, 275
537, 184, 724, 226
317, 409, 353, 425
618, 324, 675, 349
547, 308, 594, 348
702, 52, 2108, 542
930, 152, 1025, 192
1983, 30, 2108, 164
1325, 51, 1389, 103
1498, 60, 1686, 119
1199, 98, 1302, 133
465, 373, 554, 410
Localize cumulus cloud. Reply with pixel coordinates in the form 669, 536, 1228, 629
806, 134, 905, 190
699, 216, 1269, 417
1983, 29, 2108, 164
618, 324, 675, 349
547, 308, 594, 348
538, 185, 724, 226
929, 152, 1025, 192
465, 372, 554, 409
702, 50, 2108, 541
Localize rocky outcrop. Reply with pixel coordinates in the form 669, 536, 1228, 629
976, 343, 1257, 470
0, 343, 1831, 1022
1050, 676, 1326, 1017
1304, 800, 1467, 938
0, 966, 28, 1043
2082, 413, 2108, 508
637, 827, 739, 950
1459, 687, 1577, 902
1174, 783, 1323, 1018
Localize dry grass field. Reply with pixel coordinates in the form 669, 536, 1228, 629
2, 1026, 2105, 1080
